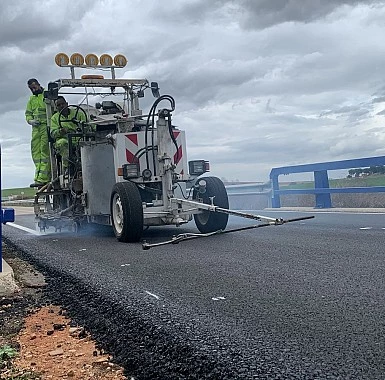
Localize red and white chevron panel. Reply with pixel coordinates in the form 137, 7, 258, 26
113, 131, 188, 180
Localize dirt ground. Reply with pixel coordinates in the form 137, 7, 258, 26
0, 243, 128, 380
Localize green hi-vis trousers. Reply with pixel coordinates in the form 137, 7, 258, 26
31, 123, 51, 183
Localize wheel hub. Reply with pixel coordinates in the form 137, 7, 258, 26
112, 194, 124, 233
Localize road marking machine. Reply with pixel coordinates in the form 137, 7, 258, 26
34, 53, 314, 249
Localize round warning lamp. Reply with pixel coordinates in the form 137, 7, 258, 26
85, 53, 99, 66
99, 54, 113, 66
70, 53, 84, 66
55, 53, 69, 66
114, 54, 127, 67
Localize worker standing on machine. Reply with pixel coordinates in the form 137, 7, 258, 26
25, 78, 51, 187
50, 96, 87, 173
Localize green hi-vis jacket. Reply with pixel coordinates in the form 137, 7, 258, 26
50, 108, 87, 140
25, 91, 47, 125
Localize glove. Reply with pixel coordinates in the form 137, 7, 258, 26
28, 120, 40, 127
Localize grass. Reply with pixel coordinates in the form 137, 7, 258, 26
279, 175, 385, 189
0, 345, 40, 379
331, 176, 385, 187
0, 345, 17, 362
1, 188, 36, 200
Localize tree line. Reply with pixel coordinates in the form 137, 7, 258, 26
347, 166, 385, 177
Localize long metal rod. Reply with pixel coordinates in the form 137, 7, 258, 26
215, 206, 279, 222
58, 91, 127, 96
171, 197, 281, 223
142, 215, 314, 250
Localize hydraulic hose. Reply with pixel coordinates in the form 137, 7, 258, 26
145, 95, 175, 176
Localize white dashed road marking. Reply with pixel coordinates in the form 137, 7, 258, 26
145, 291, 160, 300
6, 222, 40, 235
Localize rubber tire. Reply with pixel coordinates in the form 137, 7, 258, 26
193, 176, 229, 233
110, 182, 144, 242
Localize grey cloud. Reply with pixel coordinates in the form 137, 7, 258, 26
222, 127, 380, 168
265, 99, 275, 113
156, 59, 259, 108
156, 38, 200, 61
1, 137, 27, 150
346, 108, 371, 121
371, 86, 385, 98
320, 105, 363, 117
0, 21, 70, 51
152, 0, 230, 25
0, 1, 96, 49
269, 113, 322, 126
0, 51, 62, 114
372, 96, 385, 103
0, 0, 99, 114
189, 111, 338, 165
319, 105, 371, 125
165, 0, 384, 30
376, 109, 385, 115
207, 134, 331, 167
238, 0, 384, 29
253, 50, 385, 102
329, 135, 382, 157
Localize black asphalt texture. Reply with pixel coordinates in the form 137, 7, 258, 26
4, 211, 385, 379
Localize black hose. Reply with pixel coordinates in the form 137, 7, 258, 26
144, 95, 176, 176
168, 116, 179, 163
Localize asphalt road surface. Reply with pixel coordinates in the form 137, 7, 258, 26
3, 208, 385, 379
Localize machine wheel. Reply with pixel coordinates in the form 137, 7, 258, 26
69, 221, 81, 234
193, 176, 229, 233
110, 182, 144, 242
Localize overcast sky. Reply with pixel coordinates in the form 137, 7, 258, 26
1, 0, 385, 188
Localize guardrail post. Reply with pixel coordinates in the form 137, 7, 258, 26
0, 144, 15, 273
270, 174, 281, 208
314, 170, 332, 208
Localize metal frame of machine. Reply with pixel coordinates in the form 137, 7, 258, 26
34, 53, 313, 247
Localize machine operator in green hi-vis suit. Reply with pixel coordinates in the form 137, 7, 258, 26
50, 96, 87, 173
25, 78, 51, 188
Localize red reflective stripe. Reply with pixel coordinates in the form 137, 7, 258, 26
126, 149, 138, 163
126, 134, 138, 145
174, 145, 182, 165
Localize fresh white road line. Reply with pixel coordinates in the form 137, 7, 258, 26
145, 291, 160, 300
6, 222, 41, 235
359, 227, 373, 230
212, 296, 226, 301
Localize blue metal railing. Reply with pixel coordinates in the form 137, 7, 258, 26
0, 144, 15, 272
269, 155, 385, 208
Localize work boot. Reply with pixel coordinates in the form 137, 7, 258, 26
30, 182, 45, 188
